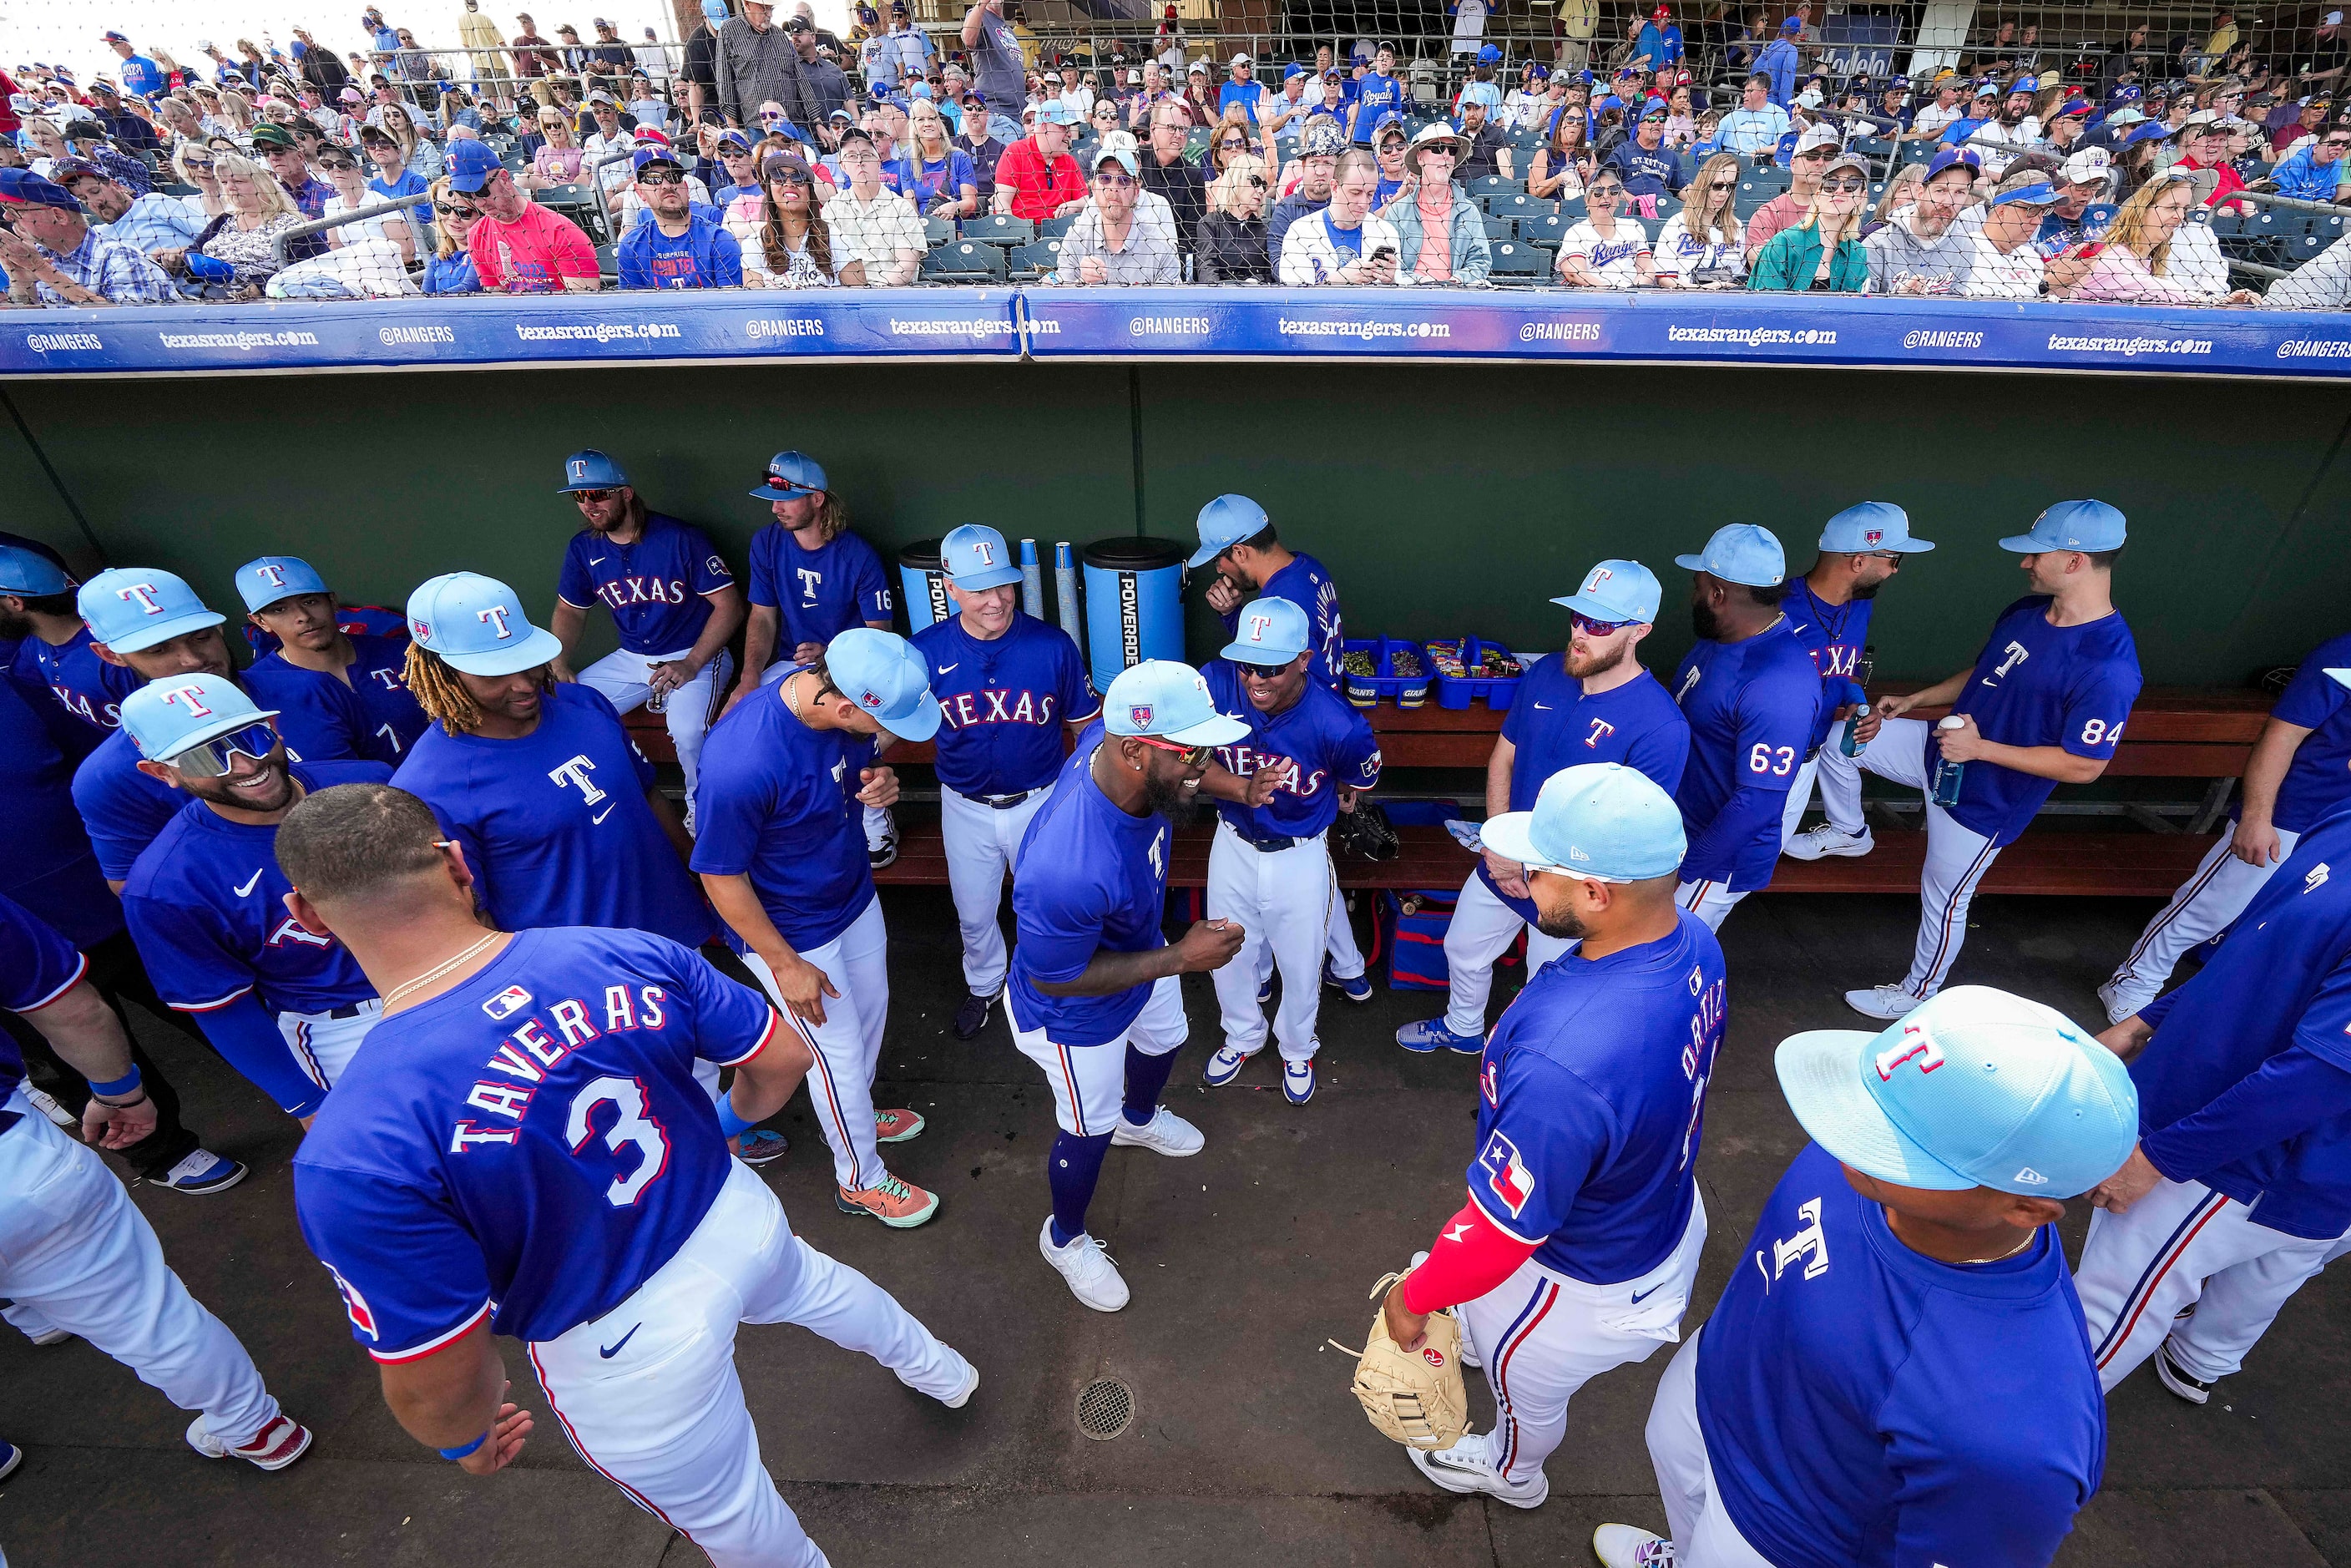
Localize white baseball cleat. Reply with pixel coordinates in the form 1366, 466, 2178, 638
1407, 1434, 1550, 1508
1110, 1105, 1203, 1157
1844, 983, 1927, 1021
939, 1358, 981, 1409
2096, 978, 2156, 1026
1203, 1044, 1253, 1086
1592, 1523, 1676, 1565
1783, 825, 1873, 862
187, 1414, 312, 1472
27, 1328, 73, 1348
1039, 1216, 1129, 1313
2154, 1342, 2214, 1404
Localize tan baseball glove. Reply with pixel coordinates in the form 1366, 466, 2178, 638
1337, 1269, 1468, 1450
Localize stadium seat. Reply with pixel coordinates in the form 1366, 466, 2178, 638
1558, 195, 1585, 221
919, 240, 1008, 281
594, 243, 618, 280
1038, 214, 1076, 239
1486, 240, 1548, 284
1520, 211, 1570, 249
1481, 191, 1545, 225
1009, 238, 1064, 278
1852, 134, 1891, 156
1469, 174, 1526, 200
923, 215, 956, 247
2310, 212, 2347, 241
1653, 195, 1684, 222
2288, 233, 2328, 267
2208, 210, 2245, 237
961, 214, 1034, 246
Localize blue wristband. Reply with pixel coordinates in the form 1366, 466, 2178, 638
87, 1067, 142, 1100
716, 1097, 754, 1141
437, 1430, 489, 1461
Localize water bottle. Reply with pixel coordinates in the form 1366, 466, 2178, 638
644, 661, 667, 714
1839, 711, 1867, 756
1838, 645, 1878, 756
1930, 715, 1967, 807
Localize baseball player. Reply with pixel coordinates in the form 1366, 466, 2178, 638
546, 449, 746, 813
280, 782, 974, 1566
1379, 763, 1721, 1509
1398, 561, 1689, 1055
694, 628, 942, 1227
117, 675, 390, 1121
236, 554, 429, 764
0, 890, 315, 1474
720, 451, 899, 866
1841, 502, 2141, 1019
2098, 628, 2351, 1023
0, 544, 135, 744
908, 524, 1100, 1041
1779, 503, 1937, 862
2072, 765, 2351, 1403
1666, 525, 1824, 931
1595, 986, 2135, 1568
1199, 598, 1381, 1104
1009, 661, 1248, 1311
1186, 494, 1371, 1004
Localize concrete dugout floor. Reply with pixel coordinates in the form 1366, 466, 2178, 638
3, 889, 2345, 1568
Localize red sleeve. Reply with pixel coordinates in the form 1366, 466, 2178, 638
1399, 1192, 1542, 1314
549, 210, 599, 281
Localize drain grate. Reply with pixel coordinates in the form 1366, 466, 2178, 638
1075, 1377, 1135, 1441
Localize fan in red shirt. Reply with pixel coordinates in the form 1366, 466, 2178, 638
2172, 109, 2251, 215
446, 139, 602, 293
992, 100, 1087, 221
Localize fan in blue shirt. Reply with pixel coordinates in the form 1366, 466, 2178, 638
1350, 50, 1407, 143
615, 150, 744, 288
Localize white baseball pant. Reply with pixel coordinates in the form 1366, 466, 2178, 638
276, 999, 382, 1094
2074, 1174, 2340, 1392
751, 663, 892, 852
741, 893, 891, 1193
1458, 1193, 1706, 1488
1207, 824, 1335, 1063
579, 645, 736, 806
1325, 881, 1367, 980
2163, 1222, 2351, 1383
0, 1089, 285, 1449
1643, 1328, 1777, 1566
1674, 877, 1746, 933
1438, 872, 1572, 1040
528, 1158, 972, 1568
1854, 716, 2003, 999
2102, 828, 2301, 1020
1778, 720, 1868, 845
1011, 975, 1189, 1135
939, 782, 1054, 999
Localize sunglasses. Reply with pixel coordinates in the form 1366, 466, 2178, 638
760, 110, 785, 119
1589, 185, 1623, 198
1095, 171, 1136, 187
1708, 178, 1735, 190
318, 156, 357, 170
1133, 736, 1213, 766
1822, 175, 1866, 192
435, 200, 478, 215
183, 158, 217, 173
166, 721, 281, 779
1246, 174, 1267, 188
1570, 611, 1637, 637
1797, 149, 1834, 161
1222, 135, 1246, 147
573, 487, 619, 502
638, 167, 686, 185
1235, 660, 1292, 679
770, 169, 813, 185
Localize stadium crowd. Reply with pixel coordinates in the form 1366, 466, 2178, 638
8, 6, 2351, 304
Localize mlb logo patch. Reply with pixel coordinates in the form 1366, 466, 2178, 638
1129, 705, 1153, 729
1863, 529, 1883, 547
862, 690, 882, 710
412, 618, 432, 640
482, 985, 533, 1021
1476, 1129, 1534, 1218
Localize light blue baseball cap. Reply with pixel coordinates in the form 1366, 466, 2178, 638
78, 567, 226, 653
1818, 501, 1935, 554
750, 450, 828, 501
0, 544, 70, 597
826, 626, 942, 741
1777, 984, 2140, 1197
1102, 660, 1251, 746
1550, 559, 1661, 624
1479, 762, 1686, 883
119, 672, 279, 763
559, 448, 629, 492
1038, 100, 1084, 126
1673, 523, 1786, 589
2330, 669, 2351, 693
940, 524, 1024, 591
406, 572, 564, 677
1187, 493, 1270, 569
1220, 596, 1310, 663
235, 555, 331, 614
1998, 499, 2126, 554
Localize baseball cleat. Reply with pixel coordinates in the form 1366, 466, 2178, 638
867, 835, 898, 869
1039, 1216, 1129, 1312
1407, 1434, 1550, 1508
836, 1175, 939, 1228
1203, 1044, 1253, 1086
1844, 984, 1927, 1021
2096, 978, 2155, 1027
1782, 825, 1873, 862
187, 1414, 312, 1472
939, 1358, 981, 1409
1592, 1524, 1676, 1565
1111, 1105, 1204, 1156
1396, 1019, 1484, 1055
2155, 1342, 2213, 1405
1323, 963, 1373, 1004
1256, 974, 1273, 1005
952, 990, 999, 1040
873, 1108, 925, 1143
28, 1328, 73, 1348
0, 1440, 18, 1481
1282, 1058, 1316, 1105
731, 1128, 788, 1166
157, 1149, 248, 1196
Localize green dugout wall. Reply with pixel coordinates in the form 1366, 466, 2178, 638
6, 362, 2348, 682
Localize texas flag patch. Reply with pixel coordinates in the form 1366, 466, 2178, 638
482, 985, 533, 1021
1476, 1129, 1534, 1218
326, 1264, 379, 1340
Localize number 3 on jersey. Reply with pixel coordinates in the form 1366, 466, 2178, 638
1747, 742, 1795, 777
568, 1075, 670, 1207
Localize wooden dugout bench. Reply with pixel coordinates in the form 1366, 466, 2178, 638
628, 685, 2270, 898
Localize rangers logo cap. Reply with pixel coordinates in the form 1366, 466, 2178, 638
824, 626, 943, 742
1551, 558, 1661, 623
0, 544, 70, 598
1102, 660, 1251, 746
1818, 501, 1934, 554
234, 554, 331, 614
1777, 985, 2140, 1197
119, 672, 281, 764
1998, 498, 2126, 554
940, 524, 1024, 590
558, 448, 629, 493
1218, 595, 1310, 663
1478, 761, 1686, 883
750, 448, 829, 500
405, 571, 564, 676
78, 566, 227, 653
1673, 523, 1786, 589
1187, 493, 1272, 568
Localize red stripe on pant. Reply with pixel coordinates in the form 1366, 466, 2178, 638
1055, 1040, 1087, 1136
2114, 848, 2233, 979
1491, 1280, 1560, 1478
2094, 1191, 2232, 1372
1919, 836, 2000, 994
528, 1343, 697, 1545
795, 1011, 863, 1191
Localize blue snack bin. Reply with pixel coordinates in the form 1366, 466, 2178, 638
897, 539, 950, 633
1427, 636, 1528, 711
1341, 636, 1433, 709
1080, 537, 1186, 693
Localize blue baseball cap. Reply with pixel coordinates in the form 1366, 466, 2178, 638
1102, 660, 1251, 746
1998, 499, 2126, 554
1674, 524, 1786, 589
1480, 762, 1686, 882
1777, 984, 2139, 1197
751, 449, 827, 500
1551, 559, 1661, 624
703, 0, 731, 18
1992, 180, 2058, 208
715, 128, 752, 152
235, 555, 331, 613
0, 169, 82, 211
825, 627, 941, 741
0, 544, 70, 597
632, 144, 685, 172
1188, 493, 1270, 568
406, 572, 564, 676
1038, 100, 1082, 126
444, 136, 503, 192
1283, 62, 1307, 80
78, 567, 225, 653
119, 673, 280, 765
1818, 501, 1934, 554
939, 524, 1024, 590
1924, 146, 1982, 184
1477, 43, 1501, 65
560, 448, 629, 492
1219, 596, 1310, 663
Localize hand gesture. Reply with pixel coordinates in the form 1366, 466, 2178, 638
856, 765, 899, 808
1172, 917, 1246, 972
456, 1383, 534, 1476
1079, 254, 1109, 283
1932, 712, 1987, 764
791, 640, 827, 665
2086, 1145, 2161, 1214
82, 1090, 158, 1151
1240, 757, 1292, 807
646, 659, 690, 695
1202, 574, 1242, 615
1382, 1276, 1428, 1352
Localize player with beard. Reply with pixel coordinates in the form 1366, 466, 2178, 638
0, 544, 136, 746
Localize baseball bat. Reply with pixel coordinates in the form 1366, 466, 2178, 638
1054, 541, 1084, 659
1019, 538, 1044, 621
